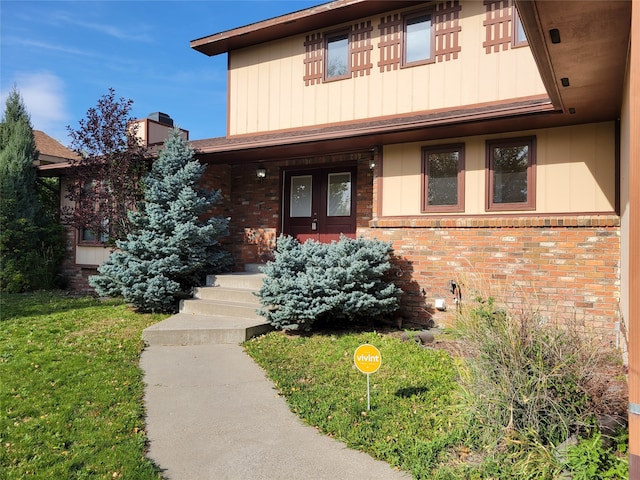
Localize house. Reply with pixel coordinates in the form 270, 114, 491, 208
33, 130, 79, 165
37, 0, 638, 470
188, 0, 627, 340
187, 0, 638, 470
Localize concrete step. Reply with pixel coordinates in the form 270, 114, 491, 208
206, 272, 266, 291
142, 270, 270, 346
194, 286, 260, 305
179, 298, 262, 319
142, 313, 272, 346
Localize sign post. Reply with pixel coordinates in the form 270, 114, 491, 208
353, 343, 382, 411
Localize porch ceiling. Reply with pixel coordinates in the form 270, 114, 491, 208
515, 0, 631, 123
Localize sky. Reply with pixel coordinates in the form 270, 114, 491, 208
1, 0, 322, 145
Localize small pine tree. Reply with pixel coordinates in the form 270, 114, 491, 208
258, 235, 402, 330
90, 128, 230, 312
0, 87, 65, 292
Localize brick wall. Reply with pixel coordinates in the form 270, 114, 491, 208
361, 216, 621, 345
59, 227, 98, 292
199, 153, 375, 270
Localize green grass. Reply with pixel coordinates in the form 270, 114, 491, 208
244, 330, 472, 479
1, 291, 170, 479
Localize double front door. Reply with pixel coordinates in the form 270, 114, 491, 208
282, 166, 357, 243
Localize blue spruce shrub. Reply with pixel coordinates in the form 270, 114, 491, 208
257, 234, 402, 330
90, 128, 231, 312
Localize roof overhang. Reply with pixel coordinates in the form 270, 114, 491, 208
515, 0, 631, 123
191, 0, 423, 56
192, 96, 560, 163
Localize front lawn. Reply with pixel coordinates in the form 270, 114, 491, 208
245, 328, 629, 479
244, 330, 476, 479
0, 292, 169, 479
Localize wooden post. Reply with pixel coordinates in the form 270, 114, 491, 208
629, 1, 640, 476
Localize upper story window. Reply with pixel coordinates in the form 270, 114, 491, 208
422, 144, 465, 213
403, 11, 434, 66
325, 30, 350, 80
483, 0, 528, 53
486, 136, 536, 211
512, 9, 528, 47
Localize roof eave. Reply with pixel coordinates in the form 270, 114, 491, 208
190, 0, 423, 56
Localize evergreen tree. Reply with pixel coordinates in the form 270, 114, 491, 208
0, 87, 64, 292
90, 128, 230, 312
258, 235, 402, 331
0, 87, 41, 222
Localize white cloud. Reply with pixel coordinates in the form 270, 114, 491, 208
1, 72, 70, 143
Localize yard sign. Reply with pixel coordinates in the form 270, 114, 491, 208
354, 343, 382, 410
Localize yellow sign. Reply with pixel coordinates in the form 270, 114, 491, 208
353, 344, 382, 374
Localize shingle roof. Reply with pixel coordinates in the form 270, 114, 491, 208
34, 130, 79, 162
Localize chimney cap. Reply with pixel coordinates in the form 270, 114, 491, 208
148, 112, 173, 126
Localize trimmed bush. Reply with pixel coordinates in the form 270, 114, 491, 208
257, 235, 402, 331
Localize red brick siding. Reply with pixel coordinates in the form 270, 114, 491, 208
59, 226, 98, 292
360, 220, 620, 344
199, 153, 375, 270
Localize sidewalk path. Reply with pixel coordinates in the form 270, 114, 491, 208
141, 344, 412, 480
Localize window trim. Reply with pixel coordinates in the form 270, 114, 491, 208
79, 227, 108, 245
421, 143, 465, 213
512, 8, 528, 48
323, 28, 351, 82
485, 136, 536, 212
402, 9, 435, 68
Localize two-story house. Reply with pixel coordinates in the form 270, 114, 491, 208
188, 0, 627, 339
189, 0, 638, 466
38, 0, 638, 469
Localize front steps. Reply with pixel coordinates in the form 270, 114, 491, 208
142, 270, 272, 346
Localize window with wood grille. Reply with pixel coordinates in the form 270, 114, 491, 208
483, 0, 527, 53
378, 2, 461, 72
304, 23, 372, 85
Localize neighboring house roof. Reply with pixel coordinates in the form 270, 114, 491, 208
34, 130, 79, 165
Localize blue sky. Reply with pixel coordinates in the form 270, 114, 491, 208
1, 0, 322, 145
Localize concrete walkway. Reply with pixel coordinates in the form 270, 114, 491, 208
141, 344, 412, 480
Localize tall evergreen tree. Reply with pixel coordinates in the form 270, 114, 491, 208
90, 128, 230, 312
0, 87, 41, 222
0, 87, 64, 292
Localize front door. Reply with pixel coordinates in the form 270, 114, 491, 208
283, 166, 357, 243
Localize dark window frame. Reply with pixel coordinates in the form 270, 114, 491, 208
76, 179, 112, 245
324, 28, 351, 82
79, 226, 109, 245
402, 8, 436, 68
512, 8, 528, 48
485, 136, 537, 212
421, 143, 465, 213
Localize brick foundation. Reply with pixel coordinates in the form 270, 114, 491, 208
361, 217, 621, 345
